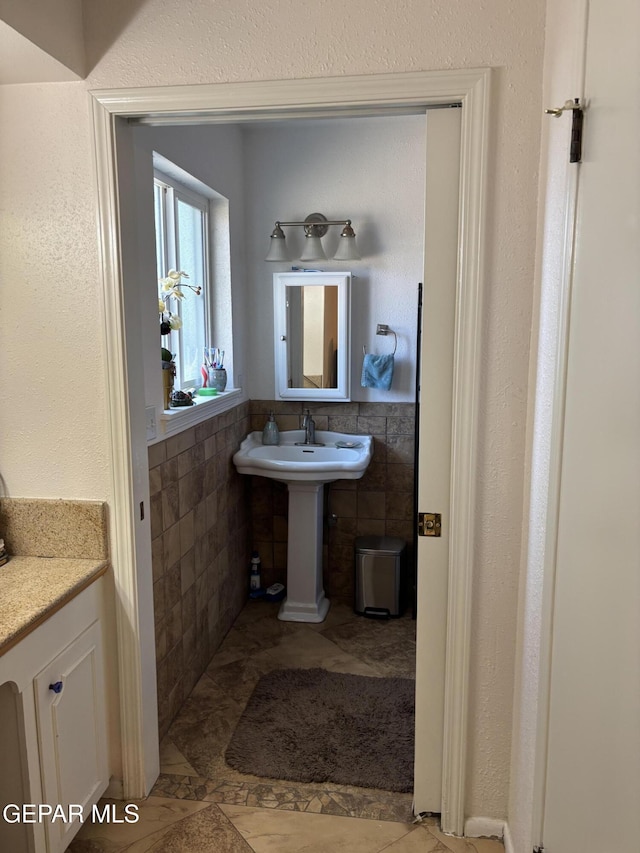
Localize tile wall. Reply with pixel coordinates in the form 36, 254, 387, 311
147, 398, 416, 736
247, 401, 416, 606
148, 401, 251, 738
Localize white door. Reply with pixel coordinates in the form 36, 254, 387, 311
541, 1, 640, 850
413, 106, 461, 812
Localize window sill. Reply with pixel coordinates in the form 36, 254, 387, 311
151, 388, 244, 443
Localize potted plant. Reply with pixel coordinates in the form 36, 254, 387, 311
158, 270, 201, 408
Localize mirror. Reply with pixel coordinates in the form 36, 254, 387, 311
274, 272, 351, 401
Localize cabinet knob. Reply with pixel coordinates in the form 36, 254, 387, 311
49, 681, 63, 694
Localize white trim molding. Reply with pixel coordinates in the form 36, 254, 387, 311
464, 817, 506, 840
156, 388, 244, 442
91, 97, 150, 798
440, 67, 490, 837
503, 821, 516, 853
90, 68, 490, 820
91, 68, 490, 120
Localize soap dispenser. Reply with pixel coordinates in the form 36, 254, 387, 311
262, 411, 280, 446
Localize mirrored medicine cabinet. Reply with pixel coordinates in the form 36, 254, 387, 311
273, 271, 351, 401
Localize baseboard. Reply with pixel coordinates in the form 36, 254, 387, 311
503, 822, 515, 853
464, 816, 506, 840
105, 777, 124, 799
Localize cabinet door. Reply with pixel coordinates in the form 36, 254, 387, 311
34, 619, 108, 853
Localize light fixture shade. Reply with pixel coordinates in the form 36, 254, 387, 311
300, 234, 327, 262
332, 222, 361, 261
265, 225, 290, 261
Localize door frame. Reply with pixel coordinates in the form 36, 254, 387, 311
90, 68, 490, 835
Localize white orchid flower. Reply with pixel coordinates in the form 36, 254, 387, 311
167, 269, 189, 281
159, 270, 198, 345
160, 281, 186, 300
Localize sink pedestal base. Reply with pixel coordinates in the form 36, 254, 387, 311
278, 481, 330, 623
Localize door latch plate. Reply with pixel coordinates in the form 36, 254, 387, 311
418, 512, 442, 537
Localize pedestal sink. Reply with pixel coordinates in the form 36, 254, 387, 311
233, 430, 373, 623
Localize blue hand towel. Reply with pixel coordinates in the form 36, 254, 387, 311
361, 353, 395, 390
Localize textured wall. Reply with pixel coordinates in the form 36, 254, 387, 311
243, 115, 426, 402
0, 0, 546, 820
0, 0, 85, 75
0, 83, 110, 499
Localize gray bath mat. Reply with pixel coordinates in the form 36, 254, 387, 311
225, 667, 415, 792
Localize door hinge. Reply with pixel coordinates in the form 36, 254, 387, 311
544, 97, 584, 163
418, 512, 442, 537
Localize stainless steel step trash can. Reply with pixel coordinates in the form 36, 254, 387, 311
355, 535, 407, 617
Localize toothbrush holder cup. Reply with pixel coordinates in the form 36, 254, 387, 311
208, 368, 227, 392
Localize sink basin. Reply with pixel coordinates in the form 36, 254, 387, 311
233, 430, 373, 484
233, 429, 373, 624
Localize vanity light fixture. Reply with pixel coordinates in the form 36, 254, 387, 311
265, 212, 361, 262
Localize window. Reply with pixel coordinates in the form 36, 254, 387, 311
154, 172, 210, 391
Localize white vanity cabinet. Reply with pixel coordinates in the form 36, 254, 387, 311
0, 571, 110, 853
35, 617, 108, 853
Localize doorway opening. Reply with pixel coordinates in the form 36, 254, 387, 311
91, 68, 489, 835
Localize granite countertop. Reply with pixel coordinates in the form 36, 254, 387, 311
0, 556, 108, 656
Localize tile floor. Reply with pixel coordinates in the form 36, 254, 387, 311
69, 601, 503, 853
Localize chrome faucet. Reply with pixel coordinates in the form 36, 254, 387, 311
303, 409, 316, 444
296, 409, 325, 446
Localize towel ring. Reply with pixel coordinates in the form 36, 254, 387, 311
376, 324, 398, 355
